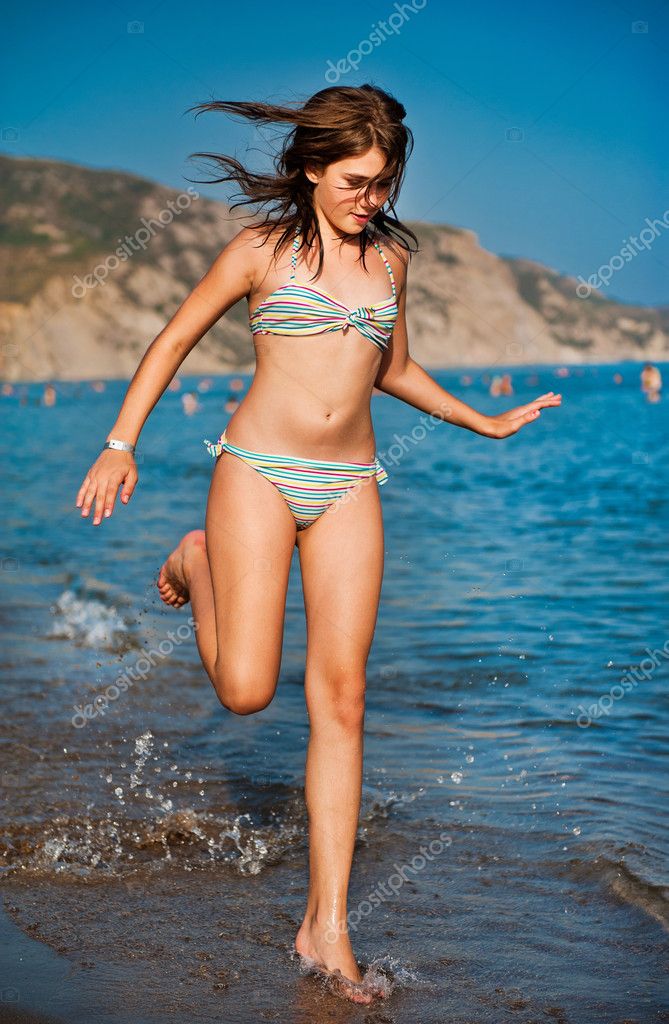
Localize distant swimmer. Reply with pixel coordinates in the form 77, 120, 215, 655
168, 376, 182, 392
613, 372, 623, 385
43, 384, 56, 406
181, 391, 200, 416
641, 363, 662, 403
490, 373, 513, 397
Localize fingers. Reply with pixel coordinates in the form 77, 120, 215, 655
120, 468, 138, 505
77, 467, 138, 525
79, 479, 99, 520
75, 476, 91, 508
93, 484, 108, 526
536, 392, 562, 406
102, 478, 119, 521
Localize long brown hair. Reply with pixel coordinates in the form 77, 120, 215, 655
185, 84, 418, 278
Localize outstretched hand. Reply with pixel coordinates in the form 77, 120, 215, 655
481, 391, 562, 438
75, 449, 138, 525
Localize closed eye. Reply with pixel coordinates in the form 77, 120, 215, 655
342, 175, 394, 190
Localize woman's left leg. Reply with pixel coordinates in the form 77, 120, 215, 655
293, 474, 384, 1002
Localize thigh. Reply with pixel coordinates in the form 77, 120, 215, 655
205, 450, 297, 685
296, 474, 385, 684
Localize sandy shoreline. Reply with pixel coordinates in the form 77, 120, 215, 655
0, 899, 67, 1024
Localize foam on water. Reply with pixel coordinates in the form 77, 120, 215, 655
49, 589, 129, 650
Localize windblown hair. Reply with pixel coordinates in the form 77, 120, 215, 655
186, 84, 418, 278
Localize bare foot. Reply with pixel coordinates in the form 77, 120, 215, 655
294, 919, 378, 1006
156, 529, 206, 608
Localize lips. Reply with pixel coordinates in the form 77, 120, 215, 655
351, 212, 371, 223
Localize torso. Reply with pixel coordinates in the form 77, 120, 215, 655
225, 225, 404, 461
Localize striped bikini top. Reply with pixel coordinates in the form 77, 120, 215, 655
249, 228, 398, 352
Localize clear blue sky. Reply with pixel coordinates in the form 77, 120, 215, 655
3, 0, 668, 305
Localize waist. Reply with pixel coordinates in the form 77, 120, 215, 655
224, 394, 378, 463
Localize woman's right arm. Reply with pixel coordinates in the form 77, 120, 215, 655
76, 226, 259, 526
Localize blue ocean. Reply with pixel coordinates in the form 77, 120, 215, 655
1, 361, 667, 1023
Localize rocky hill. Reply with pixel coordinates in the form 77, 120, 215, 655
1, 154, 667, 381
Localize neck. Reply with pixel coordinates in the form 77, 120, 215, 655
310, 205, 361, 250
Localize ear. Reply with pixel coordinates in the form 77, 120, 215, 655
304, 163, 323, 185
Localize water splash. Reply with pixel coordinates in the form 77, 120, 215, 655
48, 589, 128, 650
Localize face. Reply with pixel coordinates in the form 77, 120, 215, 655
305, 146, 394, 235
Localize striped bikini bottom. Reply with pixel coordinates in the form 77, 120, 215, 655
203, 430, 388, 531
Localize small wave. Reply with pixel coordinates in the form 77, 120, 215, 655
605, 857, 669, 931
568, 846, 669, 932
48, 589, 130, 650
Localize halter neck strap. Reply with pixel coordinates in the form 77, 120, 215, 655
290, 227, 395, 296
289, 228, 300, 280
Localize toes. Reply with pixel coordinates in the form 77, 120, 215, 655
156, 556, 189, 609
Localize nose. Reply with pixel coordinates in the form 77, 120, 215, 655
366, 187, 382, 209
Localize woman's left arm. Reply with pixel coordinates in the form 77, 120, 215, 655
374, 253, 562, 438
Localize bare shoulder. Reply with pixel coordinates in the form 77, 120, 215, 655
220, 223, 269, 263
222, 222, 292, 281
373, 227, 411, 290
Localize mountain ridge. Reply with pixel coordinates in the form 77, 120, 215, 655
1, 153, 667, 381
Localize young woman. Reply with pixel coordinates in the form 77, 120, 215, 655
75, 84, 561, 1005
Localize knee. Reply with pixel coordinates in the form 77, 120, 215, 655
211, 664, 275, 716
335, 690, 366, 732
309, 673, 367, 732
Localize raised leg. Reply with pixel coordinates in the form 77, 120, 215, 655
293, 475, 385, 1004
157, 450, 297, 714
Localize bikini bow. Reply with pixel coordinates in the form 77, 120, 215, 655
345, 307, 372, 326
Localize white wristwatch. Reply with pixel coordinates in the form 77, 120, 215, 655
103, 438, 136, 454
